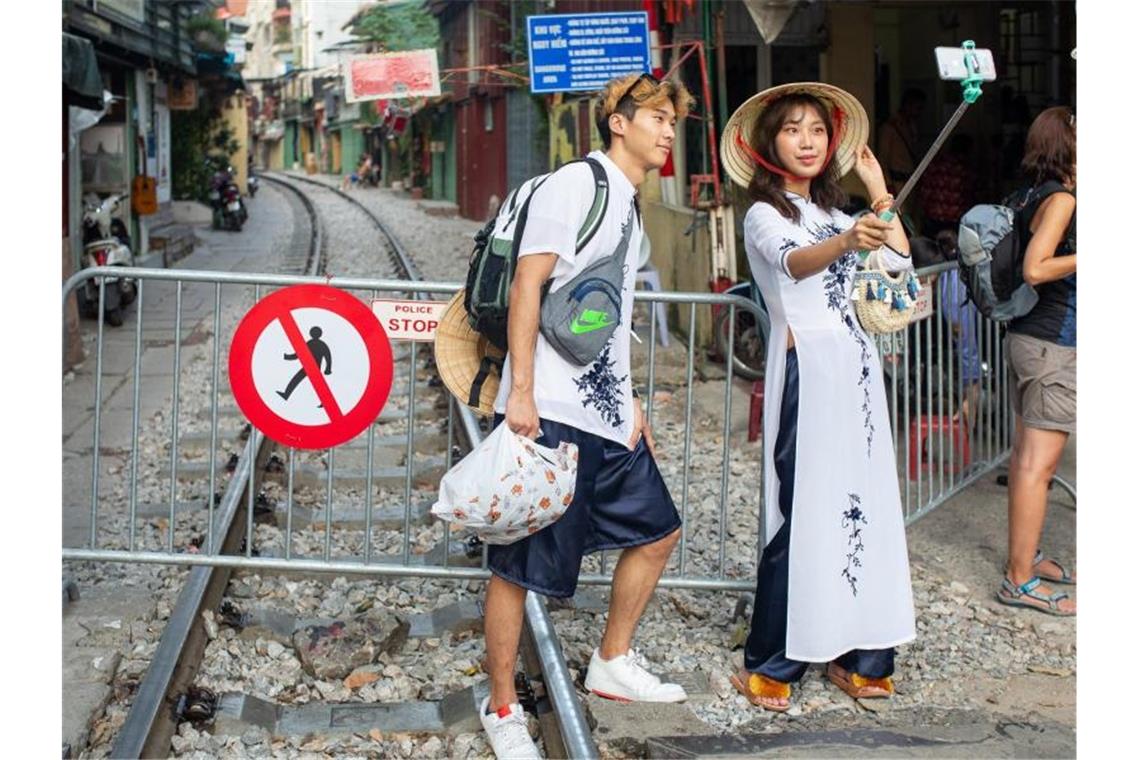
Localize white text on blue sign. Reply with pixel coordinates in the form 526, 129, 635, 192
527, 12, 651, 94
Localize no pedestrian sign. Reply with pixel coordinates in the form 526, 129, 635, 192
229, 285, 394, 450
527, 12, 650, 94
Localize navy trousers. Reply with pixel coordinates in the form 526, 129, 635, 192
743, 348, 894, 682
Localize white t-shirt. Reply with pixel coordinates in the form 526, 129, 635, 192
493, 150, 641, 446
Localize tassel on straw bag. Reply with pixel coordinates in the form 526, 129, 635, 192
850, 247, 922, 334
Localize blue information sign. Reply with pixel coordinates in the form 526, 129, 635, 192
527, 12, 651, 94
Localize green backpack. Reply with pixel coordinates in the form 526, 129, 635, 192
462, 157, 609, 353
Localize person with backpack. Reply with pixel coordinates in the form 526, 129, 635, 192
997, 106, 1077, 616
475, 72, 694, 760
719, 83, 916, 713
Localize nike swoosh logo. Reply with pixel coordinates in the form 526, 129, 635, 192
569, 311, 615, 334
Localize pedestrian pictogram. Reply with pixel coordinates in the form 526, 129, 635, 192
229, 284, 394, 450
278, 326, 333, 402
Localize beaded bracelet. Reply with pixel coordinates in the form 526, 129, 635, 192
871, 194, 894, 213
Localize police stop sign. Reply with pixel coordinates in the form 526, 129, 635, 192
371, 298, 448, 341
229, 285, 394, 450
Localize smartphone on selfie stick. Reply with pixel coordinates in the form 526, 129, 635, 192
867, 42, 998, 242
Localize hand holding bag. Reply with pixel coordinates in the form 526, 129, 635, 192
431, 424, 578, 544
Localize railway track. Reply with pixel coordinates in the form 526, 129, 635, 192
64, 175, 1071, 759
107, 174, 593, 758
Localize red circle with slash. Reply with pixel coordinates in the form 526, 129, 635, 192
229, 284, 394, 449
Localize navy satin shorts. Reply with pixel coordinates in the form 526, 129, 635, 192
486, 415, 681, 598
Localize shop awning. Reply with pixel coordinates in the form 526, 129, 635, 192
63, 32, 104, 111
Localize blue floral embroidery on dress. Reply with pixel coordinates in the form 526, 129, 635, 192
574, 340, 628, 427
778, 238, 797, 274
818, 221, 875, 457
841, 493, 868, 597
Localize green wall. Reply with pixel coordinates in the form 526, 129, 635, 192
431, 108, 456, 202
340, 125, 364, 177
284, 122, 298, 168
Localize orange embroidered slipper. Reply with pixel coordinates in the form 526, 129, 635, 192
826, 662, 894, 699
729, 669, 792, 712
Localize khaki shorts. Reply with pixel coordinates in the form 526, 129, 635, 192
1006, 332, 1076, 433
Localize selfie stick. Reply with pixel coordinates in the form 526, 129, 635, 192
877, 41, 986, 225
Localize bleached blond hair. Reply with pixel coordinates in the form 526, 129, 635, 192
595, 73, 695, 148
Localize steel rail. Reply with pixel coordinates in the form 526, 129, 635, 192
111, 175, 324, 758
103, 174, 599, 758
270, 172, 600, 758
281, 173, 602, 757
266, 172, 424, 282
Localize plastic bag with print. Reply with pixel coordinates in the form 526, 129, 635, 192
431, 424, 578, 545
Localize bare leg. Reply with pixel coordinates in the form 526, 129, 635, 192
599, 529, 680, 659
960, 381, 981, 434
1006, 416, 1075, 612
484, 575, 528, 710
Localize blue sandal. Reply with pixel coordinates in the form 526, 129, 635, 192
996, 576, 1074, 617
1033, 550, 1076, 585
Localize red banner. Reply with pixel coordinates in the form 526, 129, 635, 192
345, 50, 441, 103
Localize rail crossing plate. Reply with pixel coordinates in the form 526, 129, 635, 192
228, 285, 394, 450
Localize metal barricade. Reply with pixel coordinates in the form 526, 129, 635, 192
63, 264, 1011, 593
873, 262, 1012, 526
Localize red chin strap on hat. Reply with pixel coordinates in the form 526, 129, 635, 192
736, 105, 846, 181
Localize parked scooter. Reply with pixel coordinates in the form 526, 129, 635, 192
207, 160, 247, 232
247, 155, 259, 197
78, 193, 136, 327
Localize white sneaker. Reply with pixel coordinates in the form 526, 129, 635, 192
479, 696, 542, 759
583, 648, 687, 703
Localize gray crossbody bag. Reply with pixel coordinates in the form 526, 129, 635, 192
539, 196, 640, 366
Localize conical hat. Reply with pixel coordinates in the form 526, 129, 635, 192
433, 290, 505, 416
720, 82, 869, 188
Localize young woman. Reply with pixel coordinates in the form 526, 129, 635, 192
719, 83, 917, 711
998, 106, 1077, 616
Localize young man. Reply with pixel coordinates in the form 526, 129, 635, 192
478, 73, 694, 759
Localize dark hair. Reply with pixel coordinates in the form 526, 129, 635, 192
745, 94, 847, 223
1021, 106, 1075, 186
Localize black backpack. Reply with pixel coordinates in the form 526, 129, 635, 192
463, 158, 609, 351
956, 181, 1070, 321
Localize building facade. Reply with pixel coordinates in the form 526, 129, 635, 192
63, 0, 201, 272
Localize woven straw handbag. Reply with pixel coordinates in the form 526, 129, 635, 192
850, 248, 922, 334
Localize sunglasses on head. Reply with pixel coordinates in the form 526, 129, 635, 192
615, 72, 660, 107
